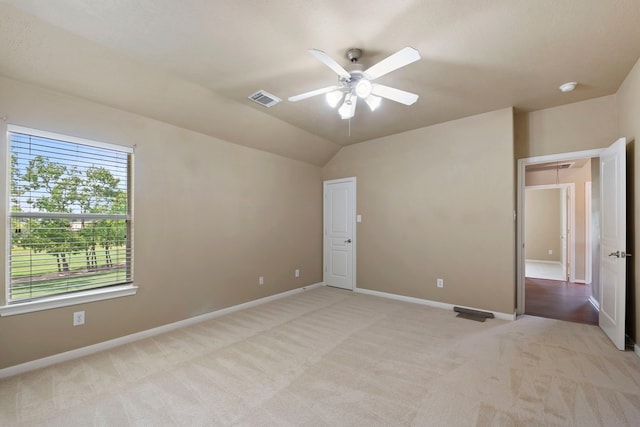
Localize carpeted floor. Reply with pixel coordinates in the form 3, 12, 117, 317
1, 286, 639, 426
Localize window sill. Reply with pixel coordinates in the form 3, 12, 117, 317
0, 284, 138, 317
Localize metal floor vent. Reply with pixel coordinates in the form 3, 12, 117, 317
248, 90, 281, 107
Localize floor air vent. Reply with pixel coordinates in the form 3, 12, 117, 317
248, 90, 281, 107
453, 306, 495, 322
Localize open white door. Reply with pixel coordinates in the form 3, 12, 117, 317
324, 178, 355, 290
599, 138, 627, 350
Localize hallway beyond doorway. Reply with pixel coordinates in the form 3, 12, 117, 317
524, 277, 598, 325
525, 260, 565, 281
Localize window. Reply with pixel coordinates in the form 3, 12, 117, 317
5, 125, 134, 308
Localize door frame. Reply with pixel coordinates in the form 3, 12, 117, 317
524, 184, 575, 282
585, 181, 593, 285
323, 177, 357, 290
517, 148, 602, 315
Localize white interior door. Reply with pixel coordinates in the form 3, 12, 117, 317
324, 178, 355, 290
599, 138, 627, 350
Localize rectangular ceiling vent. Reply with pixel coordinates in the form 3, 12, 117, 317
248, 90, 281, 107
527, 161, 575, 172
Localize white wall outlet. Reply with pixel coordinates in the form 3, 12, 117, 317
259, 276, 264, 285
437, 278, 444, 288
73, 311, 85, 326
548, 249, 553, 255
356, 214, 362, 223
295, 269, 300, 277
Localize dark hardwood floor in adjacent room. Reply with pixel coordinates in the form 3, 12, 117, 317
525, 277, 598, 325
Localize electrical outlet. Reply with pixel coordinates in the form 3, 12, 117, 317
73, 311, 85, 326
548, 249, 553, 255
437, 278, 444, 288
259, 276, 264, 285
295, 269, 300, 277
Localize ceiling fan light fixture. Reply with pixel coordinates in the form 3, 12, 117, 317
326, 90, 344, 108
289, 46, 421, 121
355, 79, 372, 98
338, 95, 356, 119
365, 95, 382, 111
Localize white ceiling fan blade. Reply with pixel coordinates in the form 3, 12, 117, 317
308, 49, 351, 79
288, 86, 340, 102
364, 47, 420, 80
371, 84, 419, 105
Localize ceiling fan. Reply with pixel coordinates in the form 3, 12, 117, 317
288, 47, 421, 120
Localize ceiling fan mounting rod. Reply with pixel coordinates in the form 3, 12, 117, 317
346, 48, 362, 63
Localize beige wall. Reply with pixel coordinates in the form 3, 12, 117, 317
515, 95, 618, 159
323, 108, 515, 314
0, 76, 323, 368
525, 189, 562, 262
525, 161, 592, 281
617, 56, 640, 344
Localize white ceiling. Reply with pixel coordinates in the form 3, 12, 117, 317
1, 0, 640, 166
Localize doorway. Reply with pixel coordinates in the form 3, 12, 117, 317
522, 163, 594, 324
517, 139, 628, 349
323, 177, 356, 290
524, 184, 574, 282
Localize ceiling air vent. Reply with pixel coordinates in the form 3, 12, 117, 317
527, 161, 575, 172
248, 90, 281, 107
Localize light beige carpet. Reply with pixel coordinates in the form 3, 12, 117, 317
1, 286, 639, 426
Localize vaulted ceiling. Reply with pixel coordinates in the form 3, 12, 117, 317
1, 1, 640, 166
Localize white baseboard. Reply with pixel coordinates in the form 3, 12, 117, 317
525, 259, 562, 265
353, 287, 516, 321
635, 344, 640, 359
574, 279, 587, 284
0, 282, 323, 379
588, 296, 600, 311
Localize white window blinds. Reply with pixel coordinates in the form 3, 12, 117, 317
7, 125, 133, 302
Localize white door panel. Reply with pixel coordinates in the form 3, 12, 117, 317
599, 138, 626, 350
324, 178, 355, 290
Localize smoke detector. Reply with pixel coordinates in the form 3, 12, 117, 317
559, 82, 577, 93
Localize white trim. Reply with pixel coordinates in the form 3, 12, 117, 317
517, 148, 604, 315
635, 344, 640, 359
585, 181, 592, 284
0, 284, 138, 316
354, 287, 516, 321
7, 124, 133, 153
588, 296, 600, 311
525, 259, 562, 265
574, 279, 587, 284
0, 283, 323, 379
4, 125, 11, 305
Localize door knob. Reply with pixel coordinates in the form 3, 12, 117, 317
608, 251, 620, 257
345, 239, 352, 243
